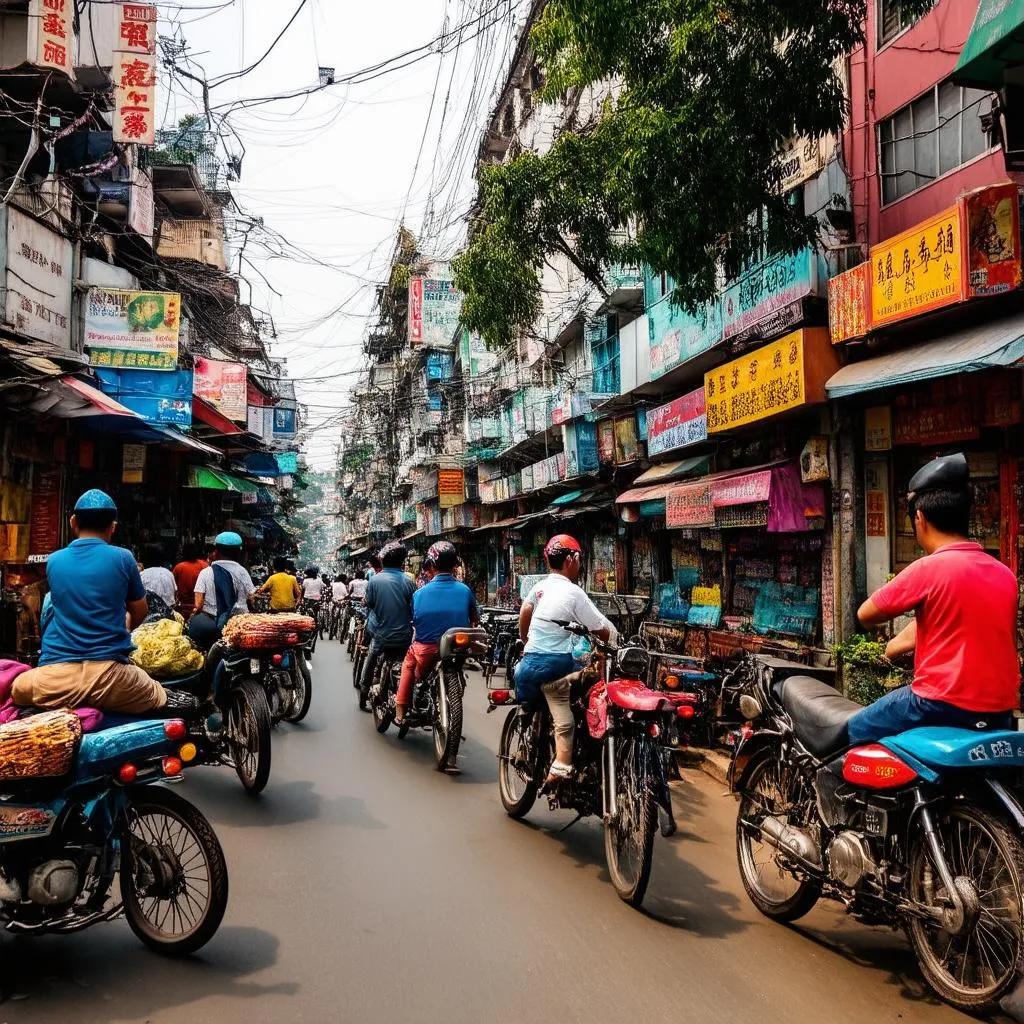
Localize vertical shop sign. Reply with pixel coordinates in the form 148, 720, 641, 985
828, 262, 870, 344
597, 419, 615, 464
614, 415, 639, 464
408, 276, 424, 345
118, 4, 157, 53
113, 51, 157, 145
29, 469, 62, 559
32, 0, 74, 77
437, 469, 465, 508
122, 444, 146, 484
965, 182, 1022, 297
864, 406, 892, 451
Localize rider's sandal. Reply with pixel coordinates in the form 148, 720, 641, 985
543, 760, 573, 787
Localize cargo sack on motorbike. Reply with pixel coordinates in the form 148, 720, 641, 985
586, 682, 609, 740
221, 613, 316, 650
0, 710, 81, 780
131, 619, 205, 678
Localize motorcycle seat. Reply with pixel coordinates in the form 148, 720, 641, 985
606, 679, 680, 713
775, 676, 860, 759
160, 670, 209, 699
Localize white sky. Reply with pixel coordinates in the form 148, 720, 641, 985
158, 0, 527, 468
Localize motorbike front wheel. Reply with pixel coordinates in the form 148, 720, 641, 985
906, 804, 1024, 1014
226, 680, 272, 795
283, 652, 313, 724
372, 659, 395, 734
121, 786, 229, 957
604, 734, 657, 906
498, 707, 539, 818
432, 669, 463, 771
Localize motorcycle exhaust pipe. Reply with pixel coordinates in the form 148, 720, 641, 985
743, 814, 822, 872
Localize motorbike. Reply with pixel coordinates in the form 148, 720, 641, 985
493, 621, 699, 906
370, 628, 489, 771
0, 712, 228, 955
729, 653, 1024, 1014
351, 616, 369, 691
480, 607, 522, 688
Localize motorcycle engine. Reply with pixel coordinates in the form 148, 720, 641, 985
27, 859, 79, 906
826, 833, 876, 889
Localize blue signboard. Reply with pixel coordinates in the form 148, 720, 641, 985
93, 368, 192, 426
647, 291, 723, 380
721, 246, 817, 341
575, 420, 599, 474
273, 406, 296, 437
276, 451, 298, 475
425, 352, 454, 381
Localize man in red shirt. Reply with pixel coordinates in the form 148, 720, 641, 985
851, 453, 1019, 745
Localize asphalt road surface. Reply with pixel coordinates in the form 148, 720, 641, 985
3, 640, 984, 1023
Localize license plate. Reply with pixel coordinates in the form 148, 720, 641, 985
250, 658, 261, 675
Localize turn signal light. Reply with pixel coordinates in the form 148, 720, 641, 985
664, 675, 681, 690
162, 756, 183, 777
676, 705, 696, 719
489, 689, 511, 704
178, 742, 198, 763
454, 632, 470, 645
843, 744, 918, 790
164, 720, 186, 740
285, 633, 300, 644
118, 763, 138, 784
271, 653, 284, 666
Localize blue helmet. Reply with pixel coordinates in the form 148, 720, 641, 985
74, 488, 117, 513
215, 531, 243, 547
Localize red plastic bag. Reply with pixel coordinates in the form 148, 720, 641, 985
586, 682, 608, 740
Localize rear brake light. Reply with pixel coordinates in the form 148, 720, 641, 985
118, 763, 138, 784
271, 653, 284, 666
676, 705, 695, 719
843, 744, 918, 789
454, 632, 469, 645
648, 723, 661, 738
286, 633, 299, 644
164, 719, 186, 740
162, 756, 183, 777
489, 689, 511, 704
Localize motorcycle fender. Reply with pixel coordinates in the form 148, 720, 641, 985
985, 777, 1024, 832
728, 729, 785, 793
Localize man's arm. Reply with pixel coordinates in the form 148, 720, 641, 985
858, 562, 927, 629
292, 579, 302, 602
572, 590, 613, 643
519, 602, 533, 643
124, 552, 148, 630
127, 597, 148, 630
885, 620, 917, 660
857, 597, 889, 628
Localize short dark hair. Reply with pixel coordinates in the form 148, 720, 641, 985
369, 556, 383, 571
912, 488, 971, 537
435, 549, 458, 573
74, 507, 116, 531
181, 541, 202, 561
274, 556, 290, 571
142, 543, 165, 569
381, 544, 408, 569
216, 544, 243, 561
547, 549, 573, 571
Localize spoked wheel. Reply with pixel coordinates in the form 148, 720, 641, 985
121, 786, 229, 956
353, 644, 366, 695
604, 734, 658, 906
907, 805, 1024, 1013
226, 681, 272, 796
283, 653, 313, 724
498, 707, 539, 818
432, 670, 463, 771
735, 755, 821, 921
372, 660, 395, 734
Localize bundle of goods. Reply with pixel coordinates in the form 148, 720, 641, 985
131, 618, 204, 678
0, 710, 81, 780
221, 613, 316, 651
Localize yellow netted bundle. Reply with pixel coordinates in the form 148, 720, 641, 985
222, 613, 316, 650
131, 619, 204, 677
0, 711, 81, 780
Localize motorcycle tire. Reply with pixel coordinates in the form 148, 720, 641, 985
227, 680, 272, 796
605, 735, 657, 907
906, 804, 1024, 1014
121, 786, 229, 957
432, 670, 463, 771
353, 646, 366, 695
372, 660, 394, 734
498, 707, 538, 818
735, 754, 821, 922
284, 652, 313, 724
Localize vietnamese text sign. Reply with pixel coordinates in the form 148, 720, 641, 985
666, 481, 714, 527
113, 50, 157, 145
870, 206, 965, 327
722, 247, 816, 341
705, 329, 836, 433
194, 357, 246, 422
32, 0, 73, 77
6, 208, 72, 347
828, 262, 870, 344
438, 469, 465, 508
647, 388, 707, 456
85, 288, 180, 370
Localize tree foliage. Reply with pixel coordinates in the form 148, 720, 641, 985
454, 0, 930, 348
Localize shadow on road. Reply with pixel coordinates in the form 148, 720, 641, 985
371, 720, 498, 786
0, 924, 294, 1015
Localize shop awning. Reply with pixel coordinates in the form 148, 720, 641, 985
953, 0, 1024, 89
550, 489, 584, 506
349, 546, 371, 559
631, 455, 709, 486
219, 472, 259, 495
471, 516, 519, 533
402, 528, 426, 541
186, 466, 232, 490
192, 396, 244, 436
615, 482, 680, 504
826, 312, 1024, 399
151, 425, 221, 456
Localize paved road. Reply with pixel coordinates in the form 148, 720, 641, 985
6, 641, 979, 1023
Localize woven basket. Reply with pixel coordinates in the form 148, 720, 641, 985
222, 613, 316, 651
0, 711, 81, 780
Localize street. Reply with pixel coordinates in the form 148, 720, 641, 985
5, 640, 975, 1024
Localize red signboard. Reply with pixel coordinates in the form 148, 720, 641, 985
666, 480, 714, 527
29, 469, 62, 558
710, 471, 772, 507
598, 419, 615, 464
647, 388, 707, 456
35, 0, 73, 77
828, 262, 870, 344
966, 182, 1023, 299
408, 277, 424, 346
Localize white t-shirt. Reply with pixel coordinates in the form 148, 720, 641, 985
193, 561, 256, 618
523, 573, 613, 655
332, 580, 349, 601
302, 577, 324, 600
349, 578, 367, 600
140, 566, 177, 607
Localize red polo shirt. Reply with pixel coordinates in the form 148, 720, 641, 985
872, 542, 1020, 712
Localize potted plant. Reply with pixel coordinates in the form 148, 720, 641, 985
834, 634, 910, 707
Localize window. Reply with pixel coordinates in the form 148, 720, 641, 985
877, 0, 929, 47
879, 80, 994, 205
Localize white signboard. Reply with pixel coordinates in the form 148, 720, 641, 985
6, 208, 73, 347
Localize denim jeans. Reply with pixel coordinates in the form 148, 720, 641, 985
513, 652, 577, 709
847, 685, 1014, 747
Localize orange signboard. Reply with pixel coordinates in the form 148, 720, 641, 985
828, 262, 870, 344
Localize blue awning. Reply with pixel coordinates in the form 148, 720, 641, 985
551, 489, 584, 506
826, 311, 1024, 399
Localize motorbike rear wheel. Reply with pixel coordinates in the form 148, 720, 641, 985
121, 786, 229, 957
372, 659, 395, 734
906, 804, 1024, 1014
353, 643, 366, 694
498, 707, 539, 818
605, 734, 658, 906
283, 651, 313, 724
432, 669, 463, 771
226, 680, 272, 796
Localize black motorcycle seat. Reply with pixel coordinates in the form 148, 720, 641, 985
775, 676, 861, 759
160, 670, 209, 699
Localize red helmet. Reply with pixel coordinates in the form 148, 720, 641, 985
544, 534, 582, 559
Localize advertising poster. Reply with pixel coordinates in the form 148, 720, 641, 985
85, 288, 181, 370
194, 357, 247, 422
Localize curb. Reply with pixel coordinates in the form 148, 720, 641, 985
677, 746, 731, 786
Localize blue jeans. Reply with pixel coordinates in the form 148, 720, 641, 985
847, 685, 1014, 747
514, 652, 577, 710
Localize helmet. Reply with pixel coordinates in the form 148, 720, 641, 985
74, 488, 117, 513
907, 453, 969, 500
426, 540, 458, 572
544, 534, 582, 559
215, 531, 243, 547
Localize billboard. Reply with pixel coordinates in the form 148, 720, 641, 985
193, 357, 246, 422
85, 288, 181, 370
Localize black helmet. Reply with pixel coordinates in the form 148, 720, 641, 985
907, 453, 968, 501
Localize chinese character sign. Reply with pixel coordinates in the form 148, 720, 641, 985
647, 388, 707, 456
33, 0, 73, 77
870, 206, 966, 327
828, 262, 870, 344
408, 277, 424, 345
114, 51, 157, 145
118, 4, 157, 53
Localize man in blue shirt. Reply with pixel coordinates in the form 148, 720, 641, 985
358, 541, 416, 709
397, 541, 479, 725
12, 489, 169, 714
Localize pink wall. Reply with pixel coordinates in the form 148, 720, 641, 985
844, 0, 1021, 247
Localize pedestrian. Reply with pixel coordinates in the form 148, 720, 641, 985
172, 541, 210, 617
139, 543, 177, 610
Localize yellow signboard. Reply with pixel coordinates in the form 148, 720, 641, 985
869, 206, 966, 327
704, 328, 837, 433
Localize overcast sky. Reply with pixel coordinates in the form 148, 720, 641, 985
160, 0, 527, 468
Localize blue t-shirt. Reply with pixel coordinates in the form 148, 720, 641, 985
413, 574, 479, 644
40, 538, 146, 665
364, 568, 416, 646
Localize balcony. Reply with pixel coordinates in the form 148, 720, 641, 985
592, 333, 621, 396
601, 265, 645, 316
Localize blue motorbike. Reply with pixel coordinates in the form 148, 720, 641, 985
0, 711, 228, 956
729, 654, 1024, 1015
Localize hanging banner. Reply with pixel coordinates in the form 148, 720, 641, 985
32, 0, 73, 77
122, 444, 146, 485
6, 208, 73, 347
666, 480, 714, 528
438, 469, 465, 508
194, 357, 246, 422
647, 388, 707, 456
29, 469, 62, 559
828, 262, 871, 344
597, 419, 615, 464
85, 288, 181, 370
711, 471, 773, 507
965, 182, 1022, 298
614, 415, 639, 464
113, 50, 157, 145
